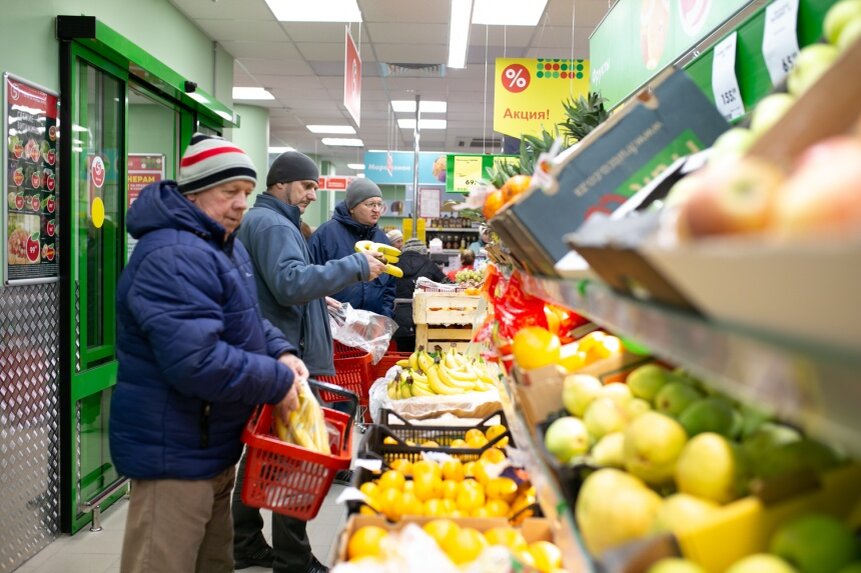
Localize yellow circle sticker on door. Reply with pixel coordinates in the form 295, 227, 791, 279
91, 196, 105, 229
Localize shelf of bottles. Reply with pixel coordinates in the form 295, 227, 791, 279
425, 217, 479, 251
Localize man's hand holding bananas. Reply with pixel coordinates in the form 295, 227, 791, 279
354, 240, 403, 278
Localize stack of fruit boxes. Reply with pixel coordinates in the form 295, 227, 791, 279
412, 291, 482, 352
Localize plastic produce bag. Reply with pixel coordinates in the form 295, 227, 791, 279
273, 378, 329, 454
328, 303, 398, 363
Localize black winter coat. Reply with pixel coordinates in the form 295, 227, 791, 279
392, 251, 448, 339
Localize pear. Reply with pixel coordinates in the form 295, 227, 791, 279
624, 412, 688, 486
652, 493, 720, 534
626, 364, 670, 403
770, 514, 858, 573
591, 432, 626, 468
675, 432, 748, 504
677, 397, 740, 439
654, 382, 704, 417
562, 373, 603, 417
647, 558, 708, 573
726, 554, 799, 573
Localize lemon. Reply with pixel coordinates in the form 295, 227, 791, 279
347, 525, 388, 560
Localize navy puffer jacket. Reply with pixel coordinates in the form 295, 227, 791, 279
307, 202, 396, 317
110, 181, 296, 480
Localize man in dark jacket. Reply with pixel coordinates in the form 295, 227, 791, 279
110, 134, 306, 573
308, 179, 396, 317
392, 238, 449, 351
233, 151, 385, 573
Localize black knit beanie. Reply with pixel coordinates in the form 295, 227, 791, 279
266, 151, 320, 187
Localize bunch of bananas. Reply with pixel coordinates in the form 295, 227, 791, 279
273, 380, 330, 454
354, 240, 404, 278
387, 347, 498, 399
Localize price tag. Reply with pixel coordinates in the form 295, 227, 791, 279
452, 155, 483, 193
762, 0, 800, 85
711, 32, 745, 121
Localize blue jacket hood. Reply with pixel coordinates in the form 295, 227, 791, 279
127, 180, 228, 244
332, 201, 380, 240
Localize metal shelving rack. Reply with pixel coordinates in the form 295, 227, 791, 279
520, 275, 861, 458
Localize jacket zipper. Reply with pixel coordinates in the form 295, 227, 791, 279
200, 402, 211, 448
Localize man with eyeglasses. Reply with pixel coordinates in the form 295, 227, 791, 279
308, 178, 396, 318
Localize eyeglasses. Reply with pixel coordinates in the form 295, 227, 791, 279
362, 201, 385, 210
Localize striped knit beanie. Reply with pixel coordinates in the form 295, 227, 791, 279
177, 133, 257, 194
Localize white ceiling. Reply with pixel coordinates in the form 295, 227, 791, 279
167, 0, 612, 174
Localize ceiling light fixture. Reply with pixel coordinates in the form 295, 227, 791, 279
232, 87, 275, 100
347, 163, 365, 170
397, 118, 447, 130
268, 146, 296, 154
447, 0, 473, 69
472, 0, 548, 26
306, 125, 356, 134
391, 100, 448, 114
264, 0, 362, 22
322, 137, 364, 147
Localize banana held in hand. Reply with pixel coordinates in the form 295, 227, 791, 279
354, 241, 404, 277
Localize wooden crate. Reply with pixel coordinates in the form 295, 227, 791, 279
416, 324, 473, 353
412, 291, 481, 325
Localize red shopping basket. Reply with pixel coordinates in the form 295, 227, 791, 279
317, 352, 374, 422
372, 351, 412, 380
240, 403, 352, 521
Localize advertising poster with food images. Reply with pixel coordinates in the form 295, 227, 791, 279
126, 153, 164, 259
4, 73, 59, 286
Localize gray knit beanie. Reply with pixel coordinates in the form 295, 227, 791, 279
345, 178, 382, 209
266, 151, 320, 187
402, 238, 428, 255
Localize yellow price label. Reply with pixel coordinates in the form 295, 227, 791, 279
453, 156, 483, 193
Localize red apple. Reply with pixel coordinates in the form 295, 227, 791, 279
46, 196, 56, 213
46, 220, 55, 236
775, 136, 861, 236
13, 168, 24, 187
46, 149, 56, 165
678, 158, 785, 237
14, 193, 24, 210
26, 234, 40, 262
31, 171, 41, 189
46, 174, 55, 192
30, 195, 40, 211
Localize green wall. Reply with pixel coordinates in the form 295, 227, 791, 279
128, 103, 178, 177
229, 104, 270, 198
0, 0, 232, 101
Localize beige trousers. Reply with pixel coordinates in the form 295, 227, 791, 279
120, 466, 235, 573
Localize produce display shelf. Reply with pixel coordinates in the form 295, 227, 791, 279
494, 376, 595, 573
522, 275, 861, 457
425, 227, 480, 232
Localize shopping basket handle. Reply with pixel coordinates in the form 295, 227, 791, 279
309, 379, 358, 429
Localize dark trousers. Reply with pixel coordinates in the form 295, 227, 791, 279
233, 452, 314, 572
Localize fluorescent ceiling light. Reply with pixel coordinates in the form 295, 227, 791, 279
448, 0, 472, 69
398, 118, 447, 130
391, 100, 448, 114
356, 173, 366, 178
232, 87, 274, 100
322, 138, 364, 147
187, 92, 209, 104
269, 146, 296, 154
307, 125, 356, 134
472, 0, 548, 25
265, 0, 362, 22
347, 163, 365, 170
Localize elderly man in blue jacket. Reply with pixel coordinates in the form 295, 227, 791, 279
308, 178, 397, 318
233, 151, 385, 573
110, 134, 307, 573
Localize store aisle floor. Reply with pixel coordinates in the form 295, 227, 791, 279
16, 483, 350, 573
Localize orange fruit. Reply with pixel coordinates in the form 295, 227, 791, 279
377, 469, 405, 491
421, 439, 440, 448
383, 436, 398, 445
512, 326, 561, 370
463, 461, 477, 479
395, 491, 424, 517
450, 438, 468, 448
472, 460, 493, 485
484, 498, 511, 517
413, 472, 443, 501
464, 428, 485, 443
486, 477, 518, 504
412, 460, 441, 480
471, 506, 491, 518
484, 424, 507, 442
484, 526, 529, 552
359, 481, 380, 500
422, 519, 460, 547
528, 540, 563, 572
441, 480, 459, 500
480, 447, 506, 464
500, 174, 532, 203
347, 525, 388, 560
441, 459, 465, 482
483, 188, 506, 220
402, 480, 414, 494
389, 458, 412, 477
423, 498, 446, 516
441, 527, 488, 565
378, 488, 403, 520
455, 480, 486, 512
466, 434, 489, 449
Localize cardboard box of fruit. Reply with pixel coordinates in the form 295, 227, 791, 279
333, 514, 578, 572
639, 34, 861, 353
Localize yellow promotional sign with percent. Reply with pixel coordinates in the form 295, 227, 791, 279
493, 58, 590, 140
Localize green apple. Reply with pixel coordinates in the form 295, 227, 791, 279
675, 432, 747, 504
624, 411, 688, 486
750, 93, 796, 136
837, 562, 861, 573
583, 397, 627, 441
824, 0, 861, 45
725, 554, 799, 573
626, 398, 652, 420
770, 513, 859, 573
752, 438, 842, 480
544, 416, 590, 464
709, 128, 756, 165
647, 557, 707, 573
837, 17, 861, 50
654, 382, 704, 417
562, 373, 603, 417
742, 422, 801, 462
599, 382, 633, 409
787, 44, 840, 96
677, 397, 740, 439
626, 364, 670, 403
